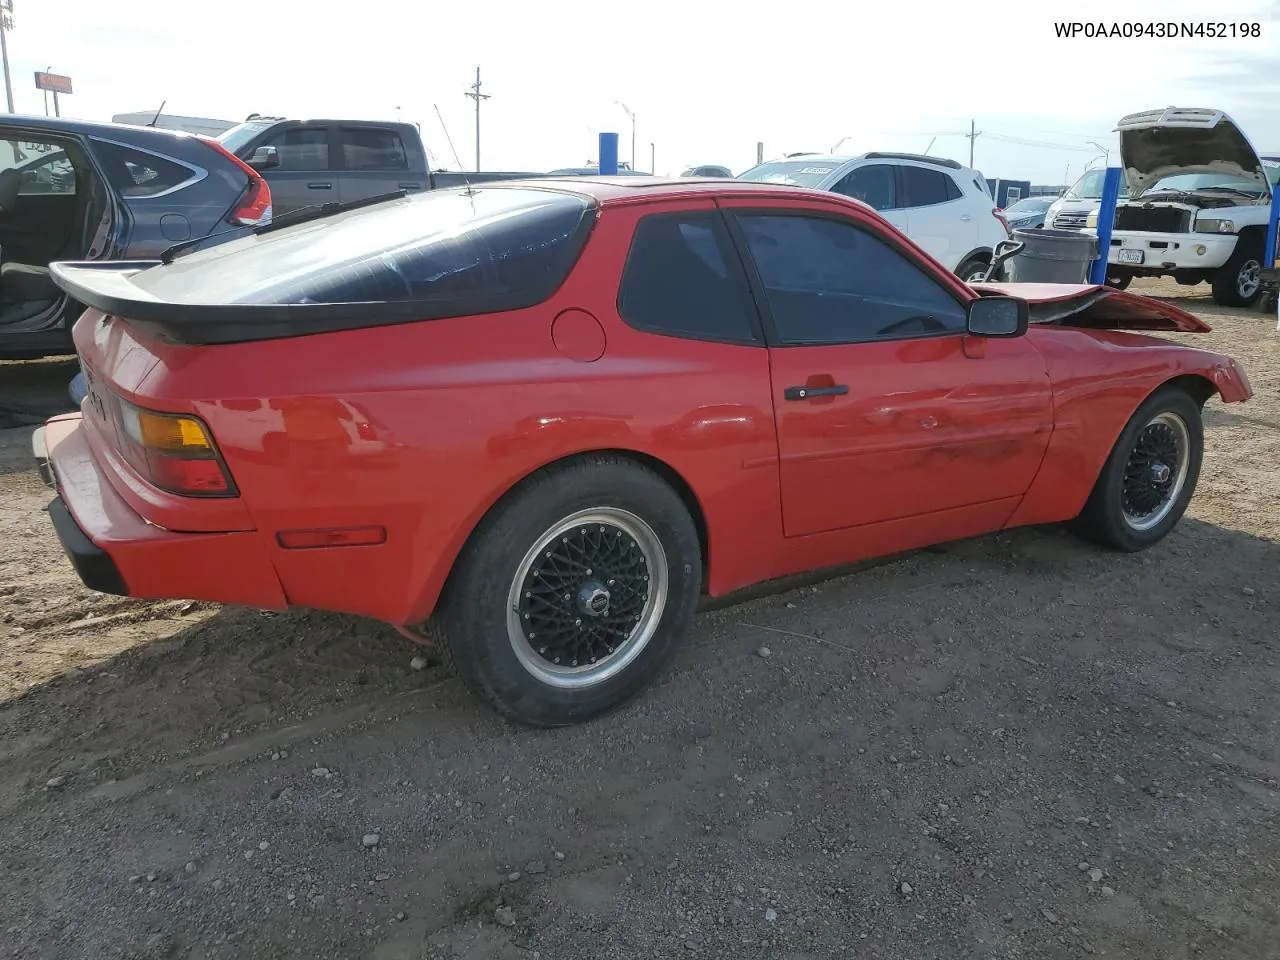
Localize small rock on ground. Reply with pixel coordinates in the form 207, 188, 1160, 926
362, 834, 380, 848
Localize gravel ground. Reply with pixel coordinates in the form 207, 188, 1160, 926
1, 279, 1278, 960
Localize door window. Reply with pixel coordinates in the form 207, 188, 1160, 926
263, 128, 331, 171
618, 212, 757, 343
899, 166, 956, 208
1, 139, 77, 195
736, 213, 967, 345
831, 164, 896, 210
340, 127, 409, 171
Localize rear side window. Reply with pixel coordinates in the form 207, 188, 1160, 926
618, 212, 756, 343
943, 175, 964, 201
131, 187, 595, 311
93, 141, 195, 198
899, 167, 954, 207
341, 127, 409, 171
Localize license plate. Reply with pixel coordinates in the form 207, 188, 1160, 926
82, 364, 108, 422
1118, 248, 1145, 265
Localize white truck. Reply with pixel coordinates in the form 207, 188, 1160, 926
1089, 107, 1280, 306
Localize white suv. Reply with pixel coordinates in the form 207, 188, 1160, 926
737, 152, 1010, 280
1093, 107, 1280, 306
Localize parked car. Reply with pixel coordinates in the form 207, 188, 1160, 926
545, 166, 649, 177
737, 152, 1009, 281
36, 177, 1251, 726
1091, 108, 1280, 305
1000, 195, 1055, 230
680, 165, 733, 177
217, 115, 542, 216
1044, 168, 1130, 231
0, 114, 272, 360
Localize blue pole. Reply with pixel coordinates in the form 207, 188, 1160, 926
1088, 166, 1123, 286
598, 132, 619, 176
1264, 182, 1280, 269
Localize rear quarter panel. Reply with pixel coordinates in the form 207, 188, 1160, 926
134, 197, 782, 625
1006, 325, 1248, 528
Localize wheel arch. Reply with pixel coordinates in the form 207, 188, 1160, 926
407, 447, 711, 627
1159, 372, 1220, 407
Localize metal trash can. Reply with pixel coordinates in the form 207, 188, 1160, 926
1003, 227, 1099, 284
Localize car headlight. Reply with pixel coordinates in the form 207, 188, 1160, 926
1195, 218, 1236, 234
1085, 209, 1099, 228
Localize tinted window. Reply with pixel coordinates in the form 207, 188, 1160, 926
131, 188, 593, 307
618, 213, 755, 343
341, 127, 409, 171
264, 128, 330, 171
832, 164, 896, 210
899, 167, 954, 207
943, 174, 963, 201
93, 141, 194, 197
737, 214, 966, 345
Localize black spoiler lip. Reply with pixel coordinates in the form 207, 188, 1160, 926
48, 260, 543, 347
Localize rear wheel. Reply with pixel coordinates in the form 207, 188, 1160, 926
957, 257, 992, 283
1211, 237, 1264, 307
1071, 387, 1203, 552
432, 456, 702, 727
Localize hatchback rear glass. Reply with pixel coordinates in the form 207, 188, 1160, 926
131, 187, 596, 307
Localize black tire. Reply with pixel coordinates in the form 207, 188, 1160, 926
1104, 274, 1132, 290
432, 456, 702, 727
957, 257, 992, 284
1211, 236, 1264, 307
1071, 387, 1203, 552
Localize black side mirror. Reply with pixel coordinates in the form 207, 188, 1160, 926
966, 295, 1028, 338
247, 145, 280, 171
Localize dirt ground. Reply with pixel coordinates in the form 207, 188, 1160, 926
1, 278, 1278, 960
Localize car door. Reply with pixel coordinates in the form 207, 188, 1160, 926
254, 124, 336, 215
336, 126, 425, 204
830, 163, 908, 234
721, 202, 1053, 538
896, 164, 976, 270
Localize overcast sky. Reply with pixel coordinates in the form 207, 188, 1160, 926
4, 0, 1277, 182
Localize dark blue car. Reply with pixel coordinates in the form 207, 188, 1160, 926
0, 114, 272, 360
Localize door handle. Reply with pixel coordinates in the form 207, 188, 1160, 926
397, 182, 423, 190
307, 182, 333, 190
960, 214, 973, 222
784, 384, 849, 401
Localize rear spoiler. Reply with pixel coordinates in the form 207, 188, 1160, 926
49, 260, 538, 346
969, 282, 1211, 333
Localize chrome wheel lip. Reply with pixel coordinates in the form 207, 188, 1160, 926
506, 507, 668, 689
1238, 259, 1262, 299
1121, 411, 1191, 532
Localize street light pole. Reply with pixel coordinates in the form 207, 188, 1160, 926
0, 0, 15, 114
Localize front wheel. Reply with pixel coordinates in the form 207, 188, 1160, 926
1071, 387, 1203, 552
1211, 238, 1264, 307
432, 456, 702, 727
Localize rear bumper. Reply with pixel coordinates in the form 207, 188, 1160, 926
35, 415, 288, 610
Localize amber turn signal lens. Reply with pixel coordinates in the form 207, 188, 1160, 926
133, 409, 215, 454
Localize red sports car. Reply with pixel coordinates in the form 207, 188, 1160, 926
33, 178, 1252, 726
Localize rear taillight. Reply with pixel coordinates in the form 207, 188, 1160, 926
200, 136, 273, 226
114, 399, 236, 497
993, 208, 1010, 234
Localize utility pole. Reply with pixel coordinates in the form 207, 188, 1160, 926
965, 118, 982, 168
0, 0, 15, 114
650, 142, 655, 175
464, 66, 489, 172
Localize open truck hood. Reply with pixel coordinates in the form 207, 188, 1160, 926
1114, 107, 1268, 197
969, 282, 1211, 333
